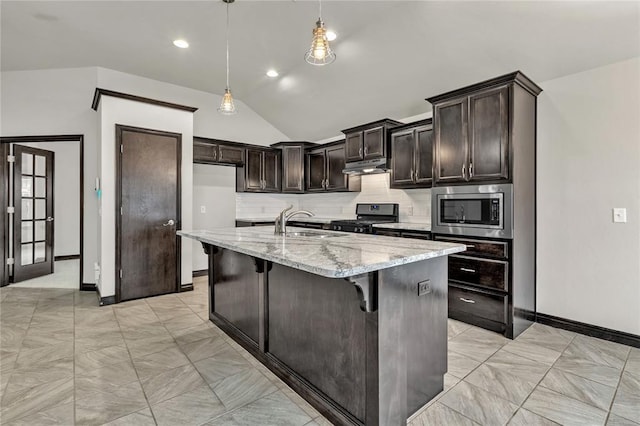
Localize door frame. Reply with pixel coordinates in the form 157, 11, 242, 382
114, 124, 182, 303
0, 135, 84, 289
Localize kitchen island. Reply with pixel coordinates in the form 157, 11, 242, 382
178, 227, 465, 426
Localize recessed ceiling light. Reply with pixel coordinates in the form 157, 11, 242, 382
266, 69, 279, 78
326, 31, 337, 41
173, 39, 189, 49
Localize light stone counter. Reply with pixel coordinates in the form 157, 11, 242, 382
372, 222, 432, 232
179, 226, 464, 278
236, 217, 344, 225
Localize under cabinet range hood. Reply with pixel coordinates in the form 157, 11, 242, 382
342, 157, 390, 175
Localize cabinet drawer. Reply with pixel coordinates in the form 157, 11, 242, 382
449, 285, 506, 323
401, 231, 431, 240
375, 229, 401, 237
436, 236, 508, 259
449, 255, 508, 291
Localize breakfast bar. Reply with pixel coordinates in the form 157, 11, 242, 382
179, 227, 465, 426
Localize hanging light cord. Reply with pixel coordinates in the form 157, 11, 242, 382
318, 0, 322, 20
225, 0, 230, 89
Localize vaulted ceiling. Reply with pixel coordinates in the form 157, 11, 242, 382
2, 1, 639, 140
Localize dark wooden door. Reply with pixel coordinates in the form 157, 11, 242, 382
415, 126, 434, 185
281, 146, 304, 193
434, 97, 469, 185
117, 125, 180, 302
345, 132, 363, 162
12, 145, 55, 282
469, 87, 509, 181
363, 126, 385, 159
390, 129, 415, 187
306, 149, 326, 192
325, 144, 348, 190
245, 149, 263, 191
262, 150, 280, 192
0, 144, 7, 287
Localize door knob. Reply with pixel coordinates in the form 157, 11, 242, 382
46, 217, 54, 222
162, 219, 175, 227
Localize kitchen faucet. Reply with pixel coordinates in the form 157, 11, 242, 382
274, 205, 314, 235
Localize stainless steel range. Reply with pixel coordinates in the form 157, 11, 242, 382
330, 203, 399, 233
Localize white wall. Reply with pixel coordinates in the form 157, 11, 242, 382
192, 164, 237, 271
537, 57, 640, 335
19, 141, 80, 257
98, 96, 194, 297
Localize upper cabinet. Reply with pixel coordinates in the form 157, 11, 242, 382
427, 72, 542, 186
272, 142, 316, 194
389, 120, 433, 189
342, 119, 402, 162
193, 137, 244, 166
306, 141, 361, 193
237, 148, 281, 193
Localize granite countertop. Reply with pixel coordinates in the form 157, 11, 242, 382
236, 217, 345, 225
178, 226, 465, 278
372, 222, 432, 232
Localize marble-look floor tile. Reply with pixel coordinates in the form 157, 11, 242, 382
133, 346, 191, 379
501, 340, 562, 366
523, 386, 608, 426
213, 367, 278, 411
75, 330, 125, 354
75, 360, 139, 397
555, 353, 623, 387
410, 401, 479, 426
280, 385, 321, 419
20, 327, 73, 350
194, 347, 253, 385
162, 312, 206, 333
3, 401, 74, 426
120, 323, 171, 341
447, 319, 472, 340
540, 368, 616, 411
151, 385, 226, 426
564, 335, 630, 370
14, 341, 73, 369
447, 350, 481, 379
75, 380, 149, 425
624, 348, 640, 379
448, 328, 507, 363
465, 363, 537, 405
611, 372, 640, 423
101, 408, 157, 426
181, 335, 232, 363
439, 380, 518, 425
508, 408, 560, 425
607, 413, 640, 426
126, 334, 180, 358
141, 363, 206, 405
0, 350, 19, 376
516, 323, 575, 352
6, 356, 73, 389
485, 349, 551, 384
0, 377, 73, 424
151, 305, 194, 322
171, 322, 220, 346
205, 390, 312, 426
75, 344, 131, 375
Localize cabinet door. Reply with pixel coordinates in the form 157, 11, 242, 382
245, 149, 263, 191
193, 141, 218, 163
389, 129, 415, 188
325, 145, 348, 191
218, 144, 244, 165
345, 132, 363, 162
363, 126, 385, 159
306, 149, 326, 192
263, 150, 281, 192
469, 87, 509, 181
434, 98, 468, 185
282, 146, 304, 193
415, 126, 434, 185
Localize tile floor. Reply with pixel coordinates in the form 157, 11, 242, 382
10, 260, 79, 289
0, 277, 638, 426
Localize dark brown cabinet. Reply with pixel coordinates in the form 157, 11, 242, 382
342, 119, 402, 162
237, 148, 281, 193
389, 120, 433, 188
428, 73, 540, 186
305, 142, 361, 192
272, 142, 316, 194
193, 137, 244, 166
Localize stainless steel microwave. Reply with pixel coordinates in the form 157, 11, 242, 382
431, 184, 513, 239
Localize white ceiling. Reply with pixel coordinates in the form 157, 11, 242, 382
2, 1, 639, 140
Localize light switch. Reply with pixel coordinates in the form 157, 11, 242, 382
200, 206, 206, 214
613, 208, 627, 223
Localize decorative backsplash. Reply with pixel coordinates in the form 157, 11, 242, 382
236, 173, 431, 223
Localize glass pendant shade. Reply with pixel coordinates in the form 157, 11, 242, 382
305, 19, 336, 66
218, 88, 236, 115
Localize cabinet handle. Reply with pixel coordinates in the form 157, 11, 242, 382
462, 164, 466, 180
459, 297, 476, 304
359, 147, 362, 158
322, 179, 326, 189
469, 162, 473, 178
414, 170, 418, 181
364, 146, 368, 156
466, 245, 475, 248
213, 149, 218, 161
460, 267, 476, 273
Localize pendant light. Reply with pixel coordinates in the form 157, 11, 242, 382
304, 0, 336, 66
218, 0, 236, 115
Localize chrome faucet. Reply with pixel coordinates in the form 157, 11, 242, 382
274, 205, 314, 235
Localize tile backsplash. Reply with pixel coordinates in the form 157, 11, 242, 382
236, 174, 431, 223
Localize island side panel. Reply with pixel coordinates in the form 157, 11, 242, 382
211, 248, 261, 344
268, 264, 367, 423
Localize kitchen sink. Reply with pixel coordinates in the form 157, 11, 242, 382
284, 231, 345, 238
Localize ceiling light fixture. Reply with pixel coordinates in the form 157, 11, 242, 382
266, 69, 279, 78
218, 0, 236, 115
304, 0, 336, 66
173, 39, 189, 48
326, 31, 337, 41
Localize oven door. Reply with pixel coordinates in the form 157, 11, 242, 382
431, 184, 513, 239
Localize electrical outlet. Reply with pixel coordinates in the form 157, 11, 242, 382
418, 280, 431, 296
613, 208, 627, 223
200, 206, 206, 214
